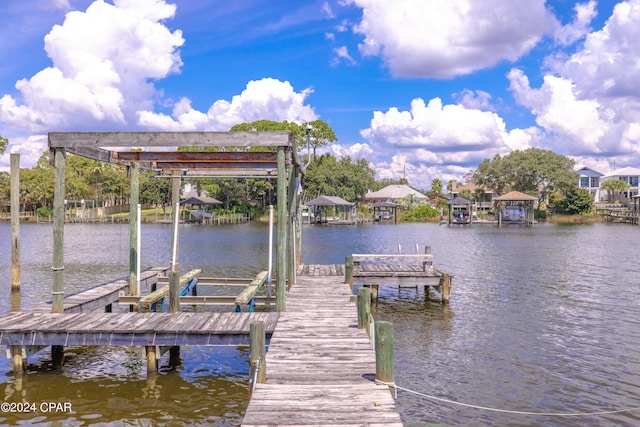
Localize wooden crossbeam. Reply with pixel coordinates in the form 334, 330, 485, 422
235, 271, 269, 306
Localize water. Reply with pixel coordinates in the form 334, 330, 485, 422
1, 221, 640, 426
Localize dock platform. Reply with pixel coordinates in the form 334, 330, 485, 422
25, 266, 168, 313
241, 264, 402, 426
0, 311, 278, 347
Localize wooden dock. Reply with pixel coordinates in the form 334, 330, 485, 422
241, 264, 402, 426
25, 266, 168, 313
346, 252, 452, 303
0, 311, 278, 347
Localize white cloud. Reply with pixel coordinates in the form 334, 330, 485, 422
508, 0, 640, 159
356, 96, 534, 188
453, 89, 495, 111
0, 0, 184, 134
347, 0, 558, 78
0, 135, 48, 173
137, 78, 318, 130
331, 46, 357, 66
554, 0, 598, 45
328, 141, 374, 160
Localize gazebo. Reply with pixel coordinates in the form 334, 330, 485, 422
369, 201, 399, 223
180, 195, 223, 223
446, 196, 472, 224
494, 191, 537, 225
305, 195, 354, 224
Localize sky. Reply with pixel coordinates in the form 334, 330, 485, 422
0, 0, 638, 191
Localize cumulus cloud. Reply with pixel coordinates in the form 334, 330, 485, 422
508, 0, 640, 162
347, 0, 558, 78
357, 97, 534, 188
453, 89, 495, 111
554, 0, 598, 45
137, 78, 317, 130
0, 0, 184, 134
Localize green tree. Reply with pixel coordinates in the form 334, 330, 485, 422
429, 178, 443, 196
140, 174, 172, 214
303, 154, 375, 202
475, 148, 578, 211
305, 119, 337, 161
554, 188, 594, 214
600, 179, 629, 202
0, 135, 7, 155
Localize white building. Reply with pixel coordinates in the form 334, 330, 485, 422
600, 166, 640, 203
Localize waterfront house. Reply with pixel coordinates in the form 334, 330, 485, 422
600, 166, 640, 204
576, 166, 603, 199
365, 185, 428, 206
450, 182, 493, 210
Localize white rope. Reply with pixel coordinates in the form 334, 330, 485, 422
379, 381, 640, 417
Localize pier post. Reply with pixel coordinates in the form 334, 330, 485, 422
287, 164, 296, 289
51, 345, 64, 367
295, 169, 303, 270
52, 147, 66, 313
345, 256, 354, 289
169, 171, 181, 313
276, 146, 287, 312
357, 287, 371, 330
129, 162, 140, 297
11, 346, 26, 374
146, 346, 158, 374
375, 321, 394, 396
10, 154, 20, 292
439, 273, 451, 304
250, 321, 266, 396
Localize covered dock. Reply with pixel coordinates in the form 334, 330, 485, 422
305, 195, 355, 224
494, 190, 537, 225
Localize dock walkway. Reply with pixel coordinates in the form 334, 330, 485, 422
242, 264, 402, 426
25, 267, 168, 313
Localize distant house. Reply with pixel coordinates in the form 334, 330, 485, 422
364, 185, 428, 205
600, 166, 640, 203
576, 166, 603, 199
451, 182, 493, 210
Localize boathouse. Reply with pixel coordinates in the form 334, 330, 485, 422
494, 190, 537, 225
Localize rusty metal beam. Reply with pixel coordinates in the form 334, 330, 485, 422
113, 151, 278, 163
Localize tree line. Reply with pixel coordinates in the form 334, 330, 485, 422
1, 127, 619, 217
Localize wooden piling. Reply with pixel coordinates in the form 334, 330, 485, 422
12, 346, 25, 374
129, 162, 139, 297
345, 256, 354, 289
52, 148, 66, 313
169, 171, 181, 313
249, 321, 266, 396
276, 146, 287, 312
10, 154, 20, 292
440, 273, 451, 304
357, 287, 371, 329
146, 346, 158, 374
51, 345, 64, 367
287, 165, 296, 290
375, 321, 394, 394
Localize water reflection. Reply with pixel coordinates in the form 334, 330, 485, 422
1, 222, 640, 426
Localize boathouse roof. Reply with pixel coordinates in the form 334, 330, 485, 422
365, 185, 427, 201
494, 191, 537, 201
306, 195, 353, 206
447, 196, 472, 205
180, 195, 223, 206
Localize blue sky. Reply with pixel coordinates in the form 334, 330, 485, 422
0, 0, 638, 190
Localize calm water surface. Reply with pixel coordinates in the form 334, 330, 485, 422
1, 221, 639, 426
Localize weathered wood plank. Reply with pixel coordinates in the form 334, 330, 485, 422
242, 267, 401, 426
49, 131, 293, 149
